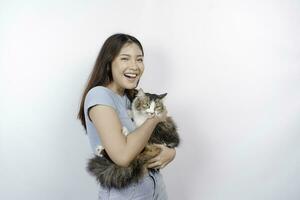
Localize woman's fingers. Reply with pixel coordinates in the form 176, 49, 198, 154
147, 161, 167, 169
146, 144, 174, 169
155, 109, 168, 122
147, 161, 161, 168
147, 156, 160, 164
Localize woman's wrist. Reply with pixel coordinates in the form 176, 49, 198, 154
146, 115, 160, 124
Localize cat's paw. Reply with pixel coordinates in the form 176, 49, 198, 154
95, 145, 104, 157
122, 126, 129, 136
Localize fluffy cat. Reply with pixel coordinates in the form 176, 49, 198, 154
87, 88, 180, 189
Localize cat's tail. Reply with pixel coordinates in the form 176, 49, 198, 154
86, 145, 161, 189
86, 153, 145, 189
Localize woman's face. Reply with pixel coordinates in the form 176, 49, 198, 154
109, 42, 144, 94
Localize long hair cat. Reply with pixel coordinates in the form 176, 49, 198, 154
87, 88, 180, 189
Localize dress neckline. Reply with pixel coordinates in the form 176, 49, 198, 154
97, 86, 127, 101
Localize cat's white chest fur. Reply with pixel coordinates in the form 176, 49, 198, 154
132, 101, 157, 127
132, 109, 148, 127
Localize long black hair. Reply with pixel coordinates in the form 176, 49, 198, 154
77, 33, 144, 131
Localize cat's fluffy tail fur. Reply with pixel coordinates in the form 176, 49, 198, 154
86, 144, 161, 189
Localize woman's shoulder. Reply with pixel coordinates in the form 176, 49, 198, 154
84, 86, 116, 108
87, 86, 109, 96
85, 86, 115, 101
84, 86, 120, 123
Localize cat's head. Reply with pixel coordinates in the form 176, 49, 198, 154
132, 88, 167, 117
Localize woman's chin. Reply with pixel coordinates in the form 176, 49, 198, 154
125, 86, 137, 90
123, 82, 138, 89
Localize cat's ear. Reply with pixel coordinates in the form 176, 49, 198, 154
158, 93, 167, 100
137, 88, 145, 97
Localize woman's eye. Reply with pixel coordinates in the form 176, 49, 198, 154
121, 57, 129, 61
137, 58, 143, 62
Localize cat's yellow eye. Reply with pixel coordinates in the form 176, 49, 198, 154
156, 106, 162, 110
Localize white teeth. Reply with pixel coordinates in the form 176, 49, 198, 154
124, 73, 137, 78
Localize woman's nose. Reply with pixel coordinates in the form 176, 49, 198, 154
129, 60, 139, 69
129, 63, 138, 70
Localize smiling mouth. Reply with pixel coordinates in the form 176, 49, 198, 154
124, 73, 138, 80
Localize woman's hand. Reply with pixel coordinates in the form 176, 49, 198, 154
148, 110, 168, 123
146, 144, 176, 170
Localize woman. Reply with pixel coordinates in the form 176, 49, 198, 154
77, 33, 176, 199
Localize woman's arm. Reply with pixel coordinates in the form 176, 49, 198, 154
89, 105, 166, 167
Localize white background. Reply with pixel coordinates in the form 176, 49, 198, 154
1, 0, 300, 199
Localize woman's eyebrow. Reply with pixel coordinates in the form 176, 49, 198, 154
120, 54, 143, 57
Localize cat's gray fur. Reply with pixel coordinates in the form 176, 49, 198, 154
87, 88, 180, 189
